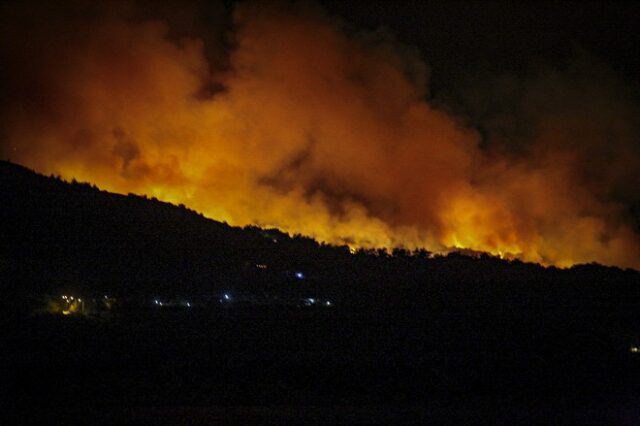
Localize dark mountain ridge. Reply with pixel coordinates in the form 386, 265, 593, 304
1, 159, 639, 313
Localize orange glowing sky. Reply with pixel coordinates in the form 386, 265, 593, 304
2, 1, 639, 269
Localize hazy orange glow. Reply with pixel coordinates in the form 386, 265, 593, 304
2, 2, 639, 269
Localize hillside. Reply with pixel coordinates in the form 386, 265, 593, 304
0, 160, 343, 299
1, 159, 639, 312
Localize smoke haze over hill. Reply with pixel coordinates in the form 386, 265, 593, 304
2, 0, 639, 268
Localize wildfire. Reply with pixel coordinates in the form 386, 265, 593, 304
1, 1, 639, 269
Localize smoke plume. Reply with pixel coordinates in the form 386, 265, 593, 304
2, 1, 639, 268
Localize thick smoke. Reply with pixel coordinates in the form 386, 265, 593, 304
2, 1, 639, 268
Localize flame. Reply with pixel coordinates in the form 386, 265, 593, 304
1, 1, 639, 269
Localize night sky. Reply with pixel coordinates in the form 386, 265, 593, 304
320, 1, 640, 85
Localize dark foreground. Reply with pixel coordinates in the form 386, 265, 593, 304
5, 306, 640, 425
